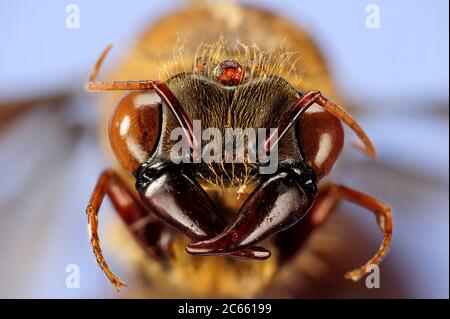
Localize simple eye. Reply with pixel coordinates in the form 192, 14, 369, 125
109, 91, 162, 174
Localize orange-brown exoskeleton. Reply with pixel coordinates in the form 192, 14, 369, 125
85, 3, 392, 296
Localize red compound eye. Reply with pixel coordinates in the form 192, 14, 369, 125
214, 60, 244, 86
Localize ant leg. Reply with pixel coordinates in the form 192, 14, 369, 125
86, 169, 174, 290
317, 183, 393, 281
87, 168, 271, 289
275, 183, 391, 280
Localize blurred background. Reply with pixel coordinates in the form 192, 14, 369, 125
0, 0, 448, 298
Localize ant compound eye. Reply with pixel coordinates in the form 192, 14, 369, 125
214, 60, 245, 86
109, 91, 162, 174
296, 105, 344, 179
